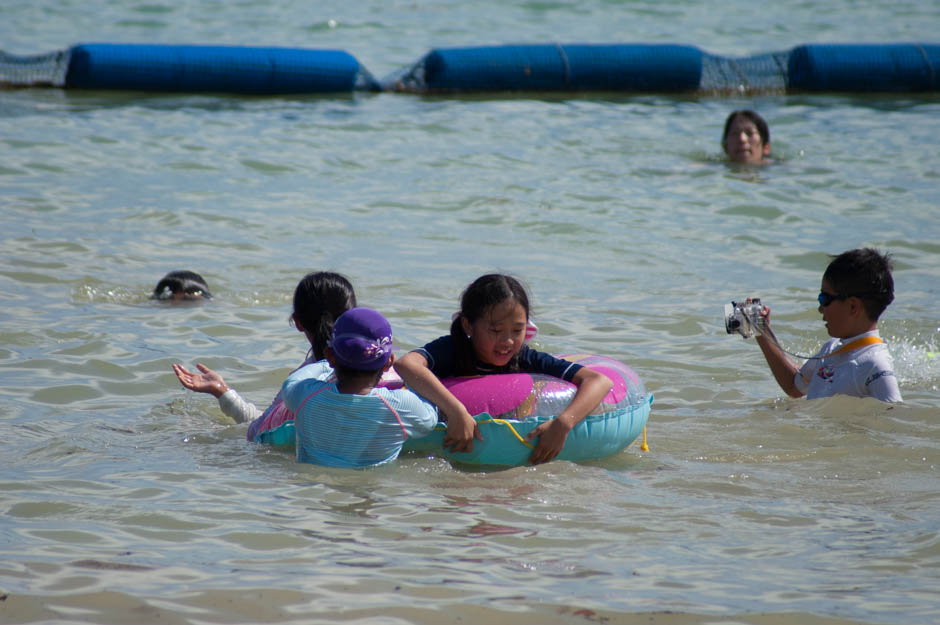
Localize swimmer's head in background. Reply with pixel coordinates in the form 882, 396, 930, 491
722, 109, 771, 164
152, 270, 212, 302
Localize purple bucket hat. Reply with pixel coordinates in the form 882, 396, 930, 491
329, 307, 394, 371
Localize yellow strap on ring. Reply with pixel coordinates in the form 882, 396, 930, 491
480, 417, 649, 453
476, 417, 535, 449
444, 415, 649, 453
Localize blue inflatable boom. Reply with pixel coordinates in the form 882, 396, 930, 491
788, 44, 940, 92
391, 42, 939, 93
2, 41, 937, 94
63, 43, 378, 93
395, 43, 704, 92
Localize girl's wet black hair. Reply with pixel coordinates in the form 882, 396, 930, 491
152, 270, 211, 300
293, 271, 357, 360
823, 248, 895, 321
449, 273, 530, 376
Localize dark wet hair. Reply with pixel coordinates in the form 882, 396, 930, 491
450, 273, 530, 375
823, 248, 895, 321
330, 362, 386, 387
722, 109, 770, 146
152, 270, 211, 300
293, 271, 357, 361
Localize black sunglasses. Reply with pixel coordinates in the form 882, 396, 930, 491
817, 291, 850, 307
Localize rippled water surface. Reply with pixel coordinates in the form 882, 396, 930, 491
2, 1, 939, 624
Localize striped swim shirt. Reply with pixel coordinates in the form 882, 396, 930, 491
282, 361, 439, 468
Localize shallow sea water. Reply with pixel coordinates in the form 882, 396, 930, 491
1, 1, 939, 624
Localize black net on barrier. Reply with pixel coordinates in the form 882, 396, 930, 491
700, 51, 791, 95
0, 49, 72, 88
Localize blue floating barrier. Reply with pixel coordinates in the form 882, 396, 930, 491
64, 43, 377, 94
787, 43, 940, 92
407, 43, 703, 92
6, 41, 939, 95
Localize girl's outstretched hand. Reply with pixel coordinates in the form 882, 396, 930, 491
442, 411, 483, 453
172, 363, 229, 398
526, 416, 573, 465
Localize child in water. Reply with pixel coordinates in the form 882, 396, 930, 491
722, 109, 771, 165
173, 271, 357, 442
153, 270, 212, 301
394, 273, 613, 465
282, 307, 438, 468
756, 248, 902, 402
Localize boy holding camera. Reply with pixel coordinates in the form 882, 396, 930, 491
756, 248, 902, 403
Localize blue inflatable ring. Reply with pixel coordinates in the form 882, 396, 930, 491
401, 354, 651, 466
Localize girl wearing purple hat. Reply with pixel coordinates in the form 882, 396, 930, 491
282, 307, 439, 468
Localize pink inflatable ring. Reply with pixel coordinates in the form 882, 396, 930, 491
400, 354, 651, 466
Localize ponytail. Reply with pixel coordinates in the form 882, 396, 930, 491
293, 272, 357, 360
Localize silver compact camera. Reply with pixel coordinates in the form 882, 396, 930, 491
724, 298, 766, 339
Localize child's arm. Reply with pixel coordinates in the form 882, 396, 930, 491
864, 360, 903, 403
173, 362, 262, 424
394, 351, 482, 452
525, 367, 613, 465
173, 363, 229, 397
390, 389, 440, 438
754, 306, 804, 398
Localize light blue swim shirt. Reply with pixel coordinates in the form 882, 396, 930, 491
281, 361, 439, 468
